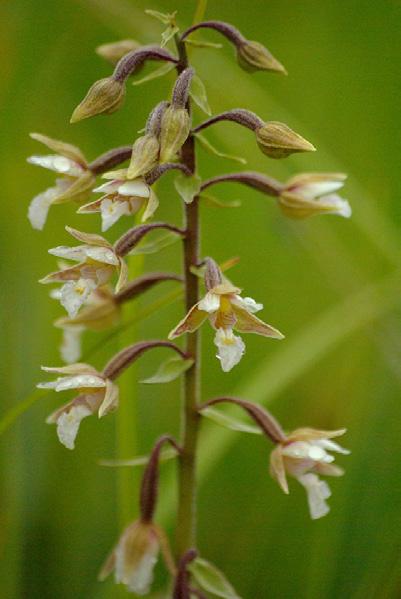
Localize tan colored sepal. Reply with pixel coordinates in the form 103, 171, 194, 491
279, 191, 338, 219
159, 106, 191, 162
256, 121, 316, 159
168, 305, 208, 339
42, 363, 99, 376
55, 292, 119, 331
142, 188, 159, 222
30, 132, 87, 166
98, 379, 119, 418
65, 226, 112, 248
232, 305, 284, 339
52, 171, 96, 204
237, 40, 287, 74
270, 446, 289, 493
116, 258, 129, 292
96, 39, 140, 64
127, 134, 160, 179
287, 427, 347, 443
70, 77, 126, 123
40, 264, 87, 284
210, 282, 241, 296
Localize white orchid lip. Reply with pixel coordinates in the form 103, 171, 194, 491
55, 404, 92, 450
60, 279, 97, 318
100, 198, 132, 231
28, 186, 59, 230
325, 194, 352, 218
214, 328, 245, 372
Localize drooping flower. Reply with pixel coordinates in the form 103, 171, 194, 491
98, 520, 163, 595
169, 271, 284, 372
270, 427, 350, 519
78, 169, 159, 231
40, 227, 128, 317
53, 286, 119, 363
98, 435, 178, 594
37, 363, 119, 449
27, 133, 95, 230
279, 172, 351, 219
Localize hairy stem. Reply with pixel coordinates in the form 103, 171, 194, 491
176, 32, 201, 558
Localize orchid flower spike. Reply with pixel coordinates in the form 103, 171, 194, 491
78, 169, 159, 231
37, 363, 119, 449
27, 133, 95, 230
270, 427, 350, 519
40, 226, 128, 317
52, 286, 119, 363
169, 258, 284, 372
279, 172, 352, 219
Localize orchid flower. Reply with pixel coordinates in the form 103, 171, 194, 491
270, 427, 350, 519
27, 133, 95, 230
37, 363, 119, 449
40, 227, 127, 318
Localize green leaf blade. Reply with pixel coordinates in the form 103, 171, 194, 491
141, 357, 194, 384
195, 133, 247, 165
201, 407, 262, 435
128, 230, 181, 255
189, 557, 242, 599
190, 74, 212, 115
132, 62, 175, 86
174, 172, 202, 204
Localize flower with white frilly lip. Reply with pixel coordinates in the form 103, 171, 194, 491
169, 279, 284, 372
40, 226, 127, 318
99, 520, 170, 595
78, 168, 159, 231
270, 427, 350, 519
27, 133, 95, 230
37, 363, 119, 449
279, 172, 351, 219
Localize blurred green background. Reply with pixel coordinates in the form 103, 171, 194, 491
1, 0, 401, 597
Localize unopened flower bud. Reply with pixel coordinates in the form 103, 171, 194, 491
96, 39, 140, 65
127, 134, 160, 179
237, 40, 287, 74
70, 77, 126, 123
159, 106, 191, 162
256, 121, 316, 159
